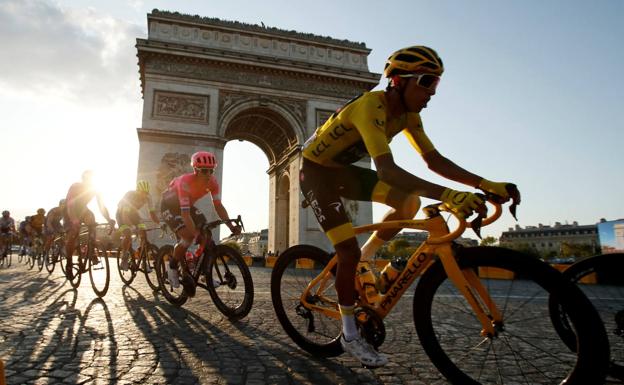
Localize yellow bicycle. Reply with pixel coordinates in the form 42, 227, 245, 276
271, 200, 609, 385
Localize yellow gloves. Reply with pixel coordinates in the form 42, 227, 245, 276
440, 188, 484, 218
478, 179, 521, 203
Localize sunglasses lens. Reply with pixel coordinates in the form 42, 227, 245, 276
418, 74, 440, 90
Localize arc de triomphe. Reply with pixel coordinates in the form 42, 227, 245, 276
135, 10, 379, 251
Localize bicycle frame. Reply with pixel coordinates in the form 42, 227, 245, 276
300, 203, 504, 337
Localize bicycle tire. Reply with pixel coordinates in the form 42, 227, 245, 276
6, 250, 11, 268
117, 248, 137, 286
28, 253, 36, 270
45, 249, 55, 274
142, 244, 160, 292
156, 245, 188, 306
67, 244, 86, 289
89, 247, 110, 298
18, 252, 24, 264
205, 244, 254, 320
413, 246, 609, 385
271, 244, 343, 357
550, 253, 624, 381
37, 252, 45, 272
0, 253, 4, 268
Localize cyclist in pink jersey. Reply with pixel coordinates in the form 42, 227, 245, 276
160, 151, 241, 294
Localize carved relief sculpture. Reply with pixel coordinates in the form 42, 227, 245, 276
153, 91, 209, 122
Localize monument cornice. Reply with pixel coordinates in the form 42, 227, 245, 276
136, 38, 379, 84
148, 9, 368, 51
137, 49, 378, 99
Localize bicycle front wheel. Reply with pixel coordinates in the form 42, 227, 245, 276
89, 247, 110, 298
117, 248, 137, 286
550, 253, 624, 381
142, 244, 161, 292
205, 245, 254, 320
270, 245, 342, 357
414, 246, 609, 385
37, 252, 45, 272
156, 245, 188, 307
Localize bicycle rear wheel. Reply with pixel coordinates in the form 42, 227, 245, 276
270, 245, 342, 357
117, 248, 137, 285
37, 252, 45, 272
142, 244, 160, 292
45, 248, 56, 274
28, 253, 36, 270
414, 246, 609, 385
88, 247, 110, 298
205, 244, 254, 320
550, 253, 624, 381
156, 245, 188, 306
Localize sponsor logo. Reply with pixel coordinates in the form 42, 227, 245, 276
329, 202, 342, 213
380, 253, 428, 311
305, 191, 326, 223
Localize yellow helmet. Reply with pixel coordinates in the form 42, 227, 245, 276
136, 180, 150, 193
383, 46, 444, 78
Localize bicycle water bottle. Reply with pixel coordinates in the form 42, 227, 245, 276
377, 257, 407, 294
186, 243, 201, 272
358, 262, 381, 304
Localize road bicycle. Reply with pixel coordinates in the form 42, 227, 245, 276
0, 233, 14, 268
271, 199, 609, 385
117, 226, 161, 292
44, 232, 66, 274
550, 252, 624, 381
27, 236, 44, 271
65, 223, 114, 298
0, 233, 13, 268
156, 216, 254, 321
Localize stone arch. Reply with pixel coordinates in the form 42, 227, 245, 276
135, 10, 377, 249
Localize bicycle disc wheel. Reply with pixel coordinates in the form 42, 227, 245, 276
414, 246, 609, 385
142, 244, 160, 292
205, 244, 254, 320
117, 248, 137, 285
89, 247, 110, 298
156, 245, 188, 306
550, 253, 624, 381
270, 244, 342, 357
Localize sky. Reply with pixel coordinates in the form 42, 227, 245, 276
0, 0, 623, 242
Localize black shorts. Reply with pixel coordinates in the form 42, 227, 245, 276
299, 158, 379, 245
116, 206, 142, 231
64, 207, 95, 231
160, 190, 206, 233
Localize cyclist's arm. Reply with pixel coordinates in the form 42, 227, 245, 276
180, 209, 197, 236
145, 195, 160, 224
213, 200, 239, 234
95, 193, 113, 223
374, 153, 446, 200
421, 150, 482, 188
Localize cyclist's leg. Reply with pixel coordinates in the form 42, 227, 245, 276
82, 210, 98, 263
362, 180, 421, 260
300, 160, 388, 367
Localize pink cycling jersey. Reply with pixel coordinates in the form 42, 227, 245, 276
168, 173, 221, 209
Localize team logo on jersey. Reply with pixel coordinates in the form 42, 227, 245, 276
329, 202, 342, 213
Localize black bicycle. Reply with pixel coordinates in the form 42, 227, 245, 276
117, 227, 161, 292
156, 216, 254, 321
45, 232, 66, 274
65, 223, 114, 298
0, 232, 13, 268
550, 253, 624, 381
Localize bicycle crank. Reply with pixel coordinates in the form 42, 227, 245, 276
355, 307, 386, 349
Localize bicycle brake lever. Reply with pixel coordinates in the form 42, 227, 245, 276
471, 215, 483, 239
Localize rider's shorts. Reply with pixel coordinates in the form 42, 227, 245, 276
300, 158, 385, 246
160, 190, 206, 233
116, 206, 145, 232
63, 207, 95, 232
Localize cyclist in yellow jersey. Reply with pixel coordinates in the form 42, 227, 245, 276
300, 46, 521, 367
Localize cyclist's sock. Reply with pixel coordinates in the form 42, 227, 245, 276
360, 233, 386, 261
339, 304, 358, 341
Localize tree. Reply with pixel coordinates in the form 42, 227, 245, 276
480, 236, 498, 246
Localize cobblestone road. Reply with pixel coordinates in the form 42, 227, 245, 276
0, 260, 619, 385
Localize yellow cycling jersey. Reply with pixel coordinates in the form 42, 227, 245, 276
302, 91, 435, 167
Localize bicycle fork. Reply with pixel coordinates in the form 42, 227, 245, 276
437, 244, 503, 338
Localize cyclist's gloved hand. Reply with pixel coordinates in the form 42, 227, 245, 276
477, 179, 521, 204
230, 225, 242, 236
440, 188, 484, 218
